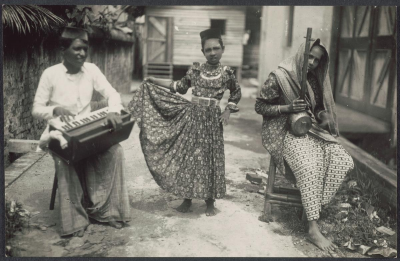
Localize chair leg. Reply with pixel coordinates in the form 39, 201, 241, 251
301, 207, 307, 222
49, 172, 58, 210
259, 157, 276, 223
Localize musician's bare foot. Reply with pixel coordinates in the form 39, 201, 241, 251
205, 198, 216, 216
72, 229, 85, 237
307, 221, 338, 251
176, 199, 192, 213
109, 221, 122, 229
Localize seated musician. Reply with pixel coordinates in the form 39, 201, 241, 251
32, 27, 130, 237
255, 39, 354, 252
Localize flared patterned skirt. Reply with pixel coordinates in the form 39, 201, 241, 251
128, 82, 226, 199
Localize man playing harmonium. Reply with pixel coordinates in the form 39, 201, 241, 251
32, 27, 130, 237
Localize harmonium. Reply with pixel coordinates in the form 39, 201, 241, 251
48, 107, 134, 164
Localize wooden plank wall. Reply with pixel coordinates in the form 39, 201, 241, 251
145, 6, 246, 67
243, 44, 260, 67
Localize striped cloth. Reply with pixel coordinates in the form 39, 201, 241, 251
53, 144, 130, 236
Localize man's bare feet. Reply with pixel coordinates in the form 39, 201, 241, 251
176, 199, 192, 213
109, 221, 122, 229
121, 221, 130, 227
205, 198, 216, 216
72, 229, 85, 237
307, 221, 338, 251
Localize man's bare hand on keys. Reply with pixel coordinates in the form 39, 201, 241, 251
54, 107, 75, 122
104, 112, 122, 131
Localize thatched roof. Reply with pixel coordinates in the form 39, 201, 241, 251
2, 5, 66, 35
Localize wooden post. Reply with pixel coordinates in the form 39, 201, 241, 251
259, 157, 276, 223
330, 6, 342, 99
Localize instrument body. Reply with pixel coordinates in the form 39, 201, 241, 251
48, 107, 134, 164
288, 112, 312, 136
288, 27, 313, 136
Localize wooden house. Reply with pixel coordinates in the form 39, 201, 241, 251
142, 6, 246, 81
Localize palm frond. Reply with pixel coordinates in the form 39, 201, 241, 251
2, 5, 66, 35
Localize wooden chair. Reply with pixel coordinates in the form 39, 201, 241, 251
259, 157, 306, 222
49, 172, 58, 210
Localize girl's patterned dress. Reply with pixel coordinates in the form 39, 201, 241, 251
128, 62, 241, 200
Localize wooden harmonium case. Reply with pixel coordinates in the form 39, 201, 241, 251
48, 107, 134, 164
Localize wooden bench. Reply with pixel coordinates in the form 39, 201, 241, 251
5, 140, 45, 188
6, 139, 57, 210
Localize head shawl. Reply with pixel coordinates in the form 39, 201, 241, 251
61, 27, 89, 41
275, 39, 339, 136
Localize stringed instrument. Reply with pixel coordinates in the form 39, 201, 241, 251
288, 27, 313, 136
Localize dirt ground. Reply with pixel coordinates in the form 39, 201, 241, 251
5, 85, 362, 258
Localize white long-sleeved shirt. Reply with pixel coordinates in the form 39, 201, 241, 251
32, 62, 123, 121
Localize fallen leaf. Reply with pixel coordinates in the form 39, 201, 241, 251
357, 245, 372, 255
30, 211, 40, 216
376, 226, 395, 236
347, 180, 357, 188
10, 201, 16, 213
362, 202, 375, 220
339, 203, 351, 209
367, 247, 397, 258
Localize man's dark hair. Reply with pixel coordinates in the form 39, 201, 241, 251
60, 38, 89, 50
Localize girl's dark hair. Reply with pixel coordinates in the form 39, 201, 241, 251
60, 38, 89, 50
201, 38, 224, 50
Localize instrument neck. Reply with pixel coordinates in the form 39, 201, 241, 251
301, 28, 313, 100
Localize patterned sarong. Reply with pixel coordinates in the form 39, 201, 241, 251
283, 133, 354, 221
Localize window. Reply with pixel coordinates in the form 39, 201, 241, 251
210, 19, 226, 35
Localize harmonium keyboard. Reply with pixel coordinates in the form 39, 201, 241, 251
48, 107, 134, 164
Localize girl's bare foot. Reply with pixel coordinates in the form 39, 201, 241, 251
176, 199, 192, 213
109, 221, 122, 229
121, 221, 130, 227
205, 198, 216, 216
72, 229, 85, 237
307, 221, 337, 251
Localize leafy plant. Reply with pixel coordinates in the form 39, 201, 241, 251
5, 198, 30, 240
65, 5, 143, 33
2, 5, 66, 35
320, 166, 397, 249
